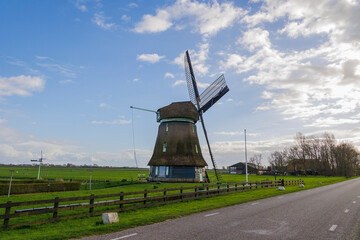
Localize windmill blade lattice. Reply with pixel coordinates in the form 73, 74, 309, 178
184, 50, 200, 107
199, 74, 229, 114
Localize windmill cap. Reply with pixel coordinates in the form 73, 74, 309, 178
158, 101, 199, 122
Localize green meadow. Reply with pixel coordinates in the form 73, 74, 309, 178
0, 165, 149, 182
0, 165, 355, 240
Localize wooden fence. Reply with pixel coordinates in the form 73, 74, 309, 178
0, 179, 303, 229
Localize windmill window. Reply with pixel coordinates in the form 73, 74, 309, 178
166, 166, 169, 176
192, 124, 195, 133
163, 142, 167, 152
166, 123, 168, 132
195, 144, 198, 153
159, 166, 166, 177
155, 166, 159, 176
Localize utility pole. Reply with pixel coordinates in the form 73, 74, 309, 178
8, 170, 14, 197
245, 129, 248, 183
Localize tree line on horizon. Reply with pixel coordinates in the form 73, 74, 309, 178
268, 132, 360, 177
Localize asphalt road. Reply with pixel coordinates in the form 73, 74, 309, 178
79, 178, 360, 240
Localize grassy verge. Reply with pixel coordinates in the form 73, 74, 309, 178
0, 175, 354, 240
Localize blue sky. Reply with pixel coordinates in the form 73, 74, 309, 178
0, 0, 359, 168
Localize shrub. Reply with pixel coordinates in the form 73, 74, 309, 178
0, 182, 81, 195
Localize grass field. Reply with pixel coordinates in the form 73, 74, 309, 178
0, 166, 149, 182
0, 165, 354, 240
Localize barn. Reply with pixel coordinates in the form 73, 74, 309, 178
228, 162, 259, 174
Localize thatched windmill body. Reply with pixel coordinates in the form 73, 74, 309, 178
131, 50, 229, 182
147, 101, 208, 182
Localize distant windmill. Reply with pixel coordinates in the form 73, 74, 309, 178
31, 150, 45, 180
184, 50, 229, 182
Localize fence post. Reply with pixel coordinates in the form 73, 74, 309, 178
144, 189, 147, 205
180, 187, 183, 201
195, 186, 198, 198
282, 179, 285, 187
235, 184, 237, 191
120, 192, 124, 210
227, 184, 229, 192
53, 197, 59, 219
89, 194, 94, 215
3, 201, 11, 229
206, 186, 209, 195
217, 185, 220, 195
163, 188, 167, 202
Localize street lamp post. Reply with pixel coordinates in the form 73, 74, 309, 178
244, 129, 248, 183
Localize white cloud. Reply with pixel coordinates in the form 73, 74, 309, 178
0, 119, 6, 124
213, 131, 259, 137
174, 43, 210, 76
99, 103, 112, 109
137, 53, 165, 63
197, 81, 210, 89
128, 3, 138, 8
305, 117, 360, 128
134, 10, 172, 33
0, 75, 45, 97
133, 78, 140, 82
0, 125, 151, 167
173, 80, 186, 87
36, 56, 53, 60
91, 119, 131, 125
58, 79, 75, 84
164, 72, 175, 78
133, 0, 246, 37
73, 0, 87, 12
223, 2, 360, 123
121, 14, 131, 21
92, 12, 115, 30
238, 27, 271, 51
37, 62, 77, 78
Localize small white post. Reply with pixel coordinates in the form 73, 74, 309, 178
90, 171, 92, 191
37, 161, 41, 180
245, 129, 248, 183
8, 170, 14, 197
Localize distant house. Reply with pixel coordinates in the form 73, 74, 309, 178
228, 162, 260, 174
287, 159, 318, 175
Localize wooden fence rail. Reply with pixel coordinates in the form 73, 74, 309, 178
0, 179, 303, 229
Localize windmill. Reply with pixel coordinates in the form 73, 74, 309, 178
31, 150, 45, 180
184, 50, 229, 182
134, 50, 229, 183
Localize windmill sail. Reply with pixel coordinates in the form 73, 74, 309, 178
199, 74, 229, 114
184, 50, 200, 107
184, 50, 229, 182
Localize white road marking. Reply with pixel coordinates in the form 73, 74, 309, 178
353, 201, 356, 204
251, 202, 259, 205
111, 233, 138, 240
344, 209, 350, 213
329, 225, 338, 232
205, 212, 219, 217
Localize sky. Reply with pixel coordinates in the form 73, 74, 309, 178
0, 0, 359, 168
